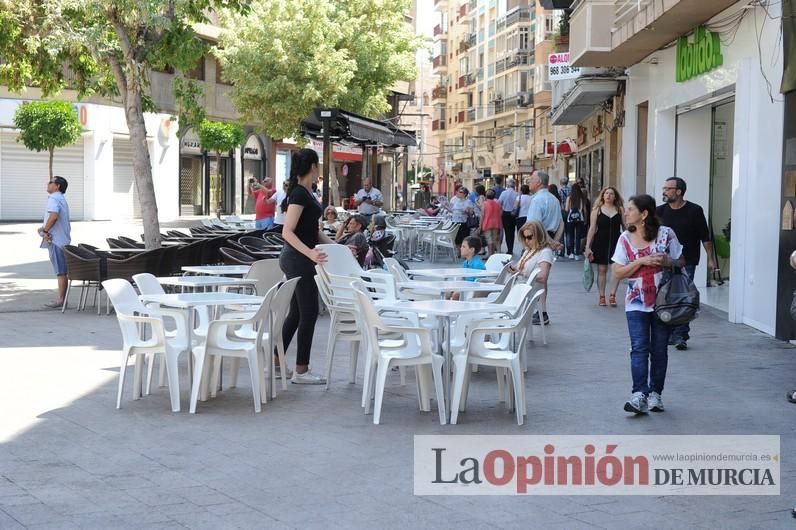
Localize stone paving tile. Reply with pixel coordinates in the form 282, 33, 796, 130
1, 248, 795, 528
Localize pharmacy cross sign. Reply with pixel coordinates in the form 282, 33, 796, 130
676, 27, 724, 83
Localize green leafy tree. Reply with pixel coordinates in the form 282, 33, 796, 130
0, 0, 247, 248
216, 0, 421, 141
197, 120, 244, 216
13, 100, 82, 180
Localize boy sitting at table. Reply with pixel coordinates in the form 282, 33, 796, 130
450, 236, 486, 300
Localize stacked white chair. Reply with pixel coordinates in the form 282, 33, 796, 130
103, 279, 186, 412
485, 253, 513, 272
431, 222, 459, 262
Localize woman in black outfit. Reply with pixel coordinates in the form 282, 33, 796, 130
279, 148, 334, 384
585, 186, 625, 307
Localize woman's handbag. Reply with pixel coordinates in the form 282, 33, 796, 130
655, 266, 700, 325
582, 258, 594, 292
466, 213, 479, 229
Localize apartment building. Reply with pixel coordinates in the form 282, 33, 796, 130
431, 0, 539, 193
569, 0, 786, 338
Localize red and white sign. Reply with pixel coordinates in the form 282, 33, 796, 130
548, 52, 580, 81
310, 139, 363, 162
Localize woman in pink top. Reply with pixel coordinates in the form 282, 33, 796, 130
480, 189, 502, 255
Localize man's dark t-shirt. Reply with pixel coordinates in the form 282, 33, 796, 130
656, 202, 710, 266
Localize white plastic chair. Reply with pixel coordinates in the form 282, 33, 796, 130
268, 277, 301, 396
450, 292, 540, 425
189, 283, 281, 414
103, 279, 186, 412
316, 268, 364, 390
246, 259, 284, 296
431, 223, 459, 262
316, 243, 365, 276
353, 285, 446, 425
485, 253, 513, 272
132, 273, 195, 394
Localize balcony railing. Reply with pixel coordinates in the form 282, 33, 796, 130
432, 55, 448, 69
467, 107, 476, 122
496, 7, 531, 33
433, 24, 443, 37
493, 92, 529, 115
432, 119, 446, 131
431, 85, 448, 100
457, 110, 466, 123
457, 73, 474, 89
614, 0, 652, 27
495, 52, 532, 74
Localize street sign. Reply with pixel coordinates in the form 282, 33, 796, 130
548, 52, 581, 81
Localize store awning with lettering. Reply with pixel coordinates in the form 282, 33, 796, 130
301, 108, 417, 148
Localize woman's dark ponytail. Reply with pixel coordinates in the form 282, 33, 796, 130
281, 148, 319, 213
628, 193, 660, 241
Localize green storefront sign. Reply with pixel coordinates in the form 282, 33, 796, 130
676, 27, 724, 83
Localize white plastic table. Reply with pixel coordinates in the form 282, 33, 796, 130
397, 280, 502, 300
374, 298, 507, 423
406, 268, 499, 281
156, 275, 257, 292
140, 292, 265, 401
182, 265, 251, 276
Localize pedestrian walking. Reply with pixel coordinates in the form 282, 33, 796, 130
492, 176, 505, 199
527, 171, 564, 244
480, 189, 502, 256
355, 178, 383, 224
251, 177, 276, 230
612, 194, 683, 414
498, 179, 519, 254
271, 181, 289, 233
514, 184, 532, 234
38, 176, 71, 309
585, 186, 625, 307
414, 184, 432, 210
450, 187, 475, 251
510, 220, 555, 325
564, 183, 587, 260
656, 177, 718, 350
279, 148, 335, 384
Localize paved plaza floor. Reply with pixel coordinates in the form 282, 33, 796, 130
1, 221, 795, 529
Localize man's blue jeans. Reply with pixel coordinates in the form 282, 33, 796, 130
670, 265, 696, 343
626, 310, 671, 395
255, 217, 274, 230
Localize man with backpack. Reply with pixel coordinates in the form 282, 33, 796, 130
656, 177, 718, 351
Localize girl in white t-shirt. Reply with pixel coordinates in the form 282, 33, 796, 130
612, 194, 682, 416
509, 220, 555, 325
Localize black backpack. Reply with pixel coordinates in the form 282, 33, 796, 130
655, 267, 700, 326
567, 208, 583, 223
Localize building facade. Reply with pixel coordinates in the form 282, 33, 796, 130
570, 0, 785, 337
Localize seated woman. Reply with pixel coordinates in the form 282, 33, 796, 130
509, 220, 555, 326
335, 214, 369, 266
321, 206, 342, 233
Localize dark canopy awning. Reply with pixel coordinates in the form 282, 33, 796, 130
301, 108, 417, 147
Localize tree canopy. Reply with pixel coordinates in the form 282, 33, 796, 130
13, 100, 82, 179
197, 119, 245, 154
216, 0, 422, 140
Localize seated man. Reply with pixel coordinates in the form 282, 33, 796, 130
335, 214, 369, 266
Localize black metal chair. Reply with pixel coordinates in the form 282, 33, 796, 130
62, 245, 102, 313
219, 247, 257, 265
239, 236, 281, 251
118, 236, 145, 248
106, 249, 163, 282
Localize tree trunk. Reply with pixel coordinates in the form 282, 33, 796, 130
124, 87, 162, 249
48, 146, 54, 180
216, 151, 222, 217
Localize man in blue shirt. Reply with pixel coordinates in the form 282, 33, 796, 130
492, 176, 505, 199
38, 176, 71, 309
527, 171, 563, 244
497, 178, 519, 254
